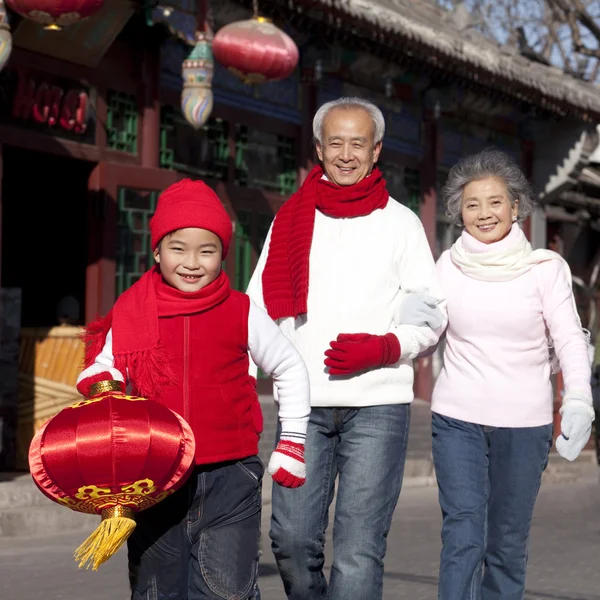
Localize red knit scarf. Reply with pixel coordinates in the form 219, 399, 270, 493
82, 267, 230, 398
262, 165, 389, 320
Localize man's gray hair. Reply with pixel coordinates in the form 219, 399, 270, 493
443, 148, 535, 225
312, 97, 385, 145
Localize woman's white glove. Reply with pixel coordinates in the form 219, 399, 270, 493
396, 293, 444, 330
555, 402, 594, 462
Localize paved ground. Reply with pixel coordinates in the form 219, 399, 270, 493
1, 473, 599, 600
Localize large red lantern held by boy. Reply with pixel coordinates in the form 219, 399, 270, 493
5, 0, 104, 30
28, 377, 195, 570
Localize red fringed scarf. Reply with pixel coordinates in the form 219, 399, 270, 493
262, 165, 389, 320
82, 267, 230, 399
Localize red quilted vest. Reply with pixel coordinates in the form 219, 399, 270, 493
155, 291, 262, 465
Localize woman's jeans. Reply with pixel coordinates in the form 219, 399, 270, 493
270, 404, 411, 600
432, 412, 553, 600
128, 455, 263, 600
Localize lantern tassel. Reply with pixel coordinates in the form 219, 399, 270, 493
74, 506, 136, 570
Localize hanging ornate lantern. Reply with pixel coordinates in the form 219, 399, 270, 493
29, 379, 195, 570
181, 31, 214, 129
0, 1, 12, 72
5, 0, 105, 30
212, 15, 299, 85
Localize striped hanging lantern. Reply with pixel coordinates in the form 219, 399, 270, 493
181, 31, 214, 129
0, 0, 12, 72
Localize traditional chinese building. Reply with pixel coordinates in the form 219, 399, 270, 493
2, 0, 599, 469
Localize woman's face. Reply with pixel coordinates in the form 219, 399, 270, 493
461, 177, 519, 244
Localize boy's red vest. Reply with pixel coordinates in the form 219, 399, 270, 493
155, 291, 262, 465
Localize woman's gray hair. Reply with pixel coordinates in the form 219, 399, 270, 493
443, 148, 535, 225
312, 97, 385, 146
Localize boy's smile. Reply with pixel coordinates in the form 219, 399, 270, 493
154, 227, 223, 292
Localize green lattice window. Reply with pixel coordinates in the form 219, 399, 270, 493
235, 125, 297, 196
116, 187, 157, 296
106, 91, 138, 154
233, 210, 252, 292
379, 162, 420, 215
160, 107, 229, 180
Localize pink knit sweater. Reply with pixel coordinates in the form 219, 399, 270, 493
432, 230, 592, 428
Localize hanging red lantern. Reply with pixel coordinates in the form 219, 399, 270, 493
212, 16, 299, 84
29, 379, 195, 570
5, 0, 105, 30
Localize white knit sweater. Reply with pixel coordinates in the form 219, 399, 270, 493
247, 198, 446, 407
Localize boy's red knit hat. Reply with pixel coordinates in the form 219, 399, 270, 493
150, 178, 232, 257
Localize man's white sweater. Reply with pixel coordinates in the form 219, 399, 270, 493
247, 197, 445, 407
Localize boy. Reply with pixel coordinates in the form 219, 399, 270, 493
76, 178, 310, 599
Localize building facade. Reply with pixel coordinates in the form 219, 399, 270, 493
2, 0, 599, 469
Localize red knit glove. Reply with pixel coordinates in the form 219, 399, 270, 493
324, 333, 401, 376
76, 371, 126, 398
268, 440, 306, 488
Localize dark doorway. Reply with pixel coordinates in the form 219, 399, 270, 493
1, 146, 94, 327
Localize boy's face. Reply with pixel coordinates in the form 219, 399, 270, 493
154, 227, 222, 292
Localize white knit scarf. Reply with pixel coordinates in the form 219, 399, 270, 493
450, 224, 592, 372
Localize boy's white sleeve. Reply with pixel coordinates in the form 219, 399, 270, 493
246, 224, 272, 378
391, 222, 448, 359
248, 300, 310, 440
76, 328, 126, 386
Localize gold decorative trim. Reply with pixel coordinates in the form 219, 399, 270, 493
101, 505, 134, 521
89, 380, 124, 397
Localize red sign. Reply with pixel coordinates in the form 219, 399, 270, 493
11, 68, 89, 134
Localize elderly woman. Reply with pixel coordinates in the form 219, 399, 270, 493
432, 148, 594, 599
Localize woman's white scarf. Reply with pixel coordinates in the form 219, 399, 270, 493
450, 224, 592, 372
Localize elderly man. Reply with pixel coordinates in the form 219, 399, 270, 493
247, 96, 446, 600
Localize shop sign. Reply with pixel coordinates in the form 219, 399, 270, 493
0, 67, 96, 143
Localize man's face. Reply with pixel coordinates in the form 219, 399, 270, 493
315, 107, 382, 186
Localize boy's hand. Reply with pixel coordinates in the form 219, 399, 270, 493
268, 440, 306, 488
76, 371, 125, 398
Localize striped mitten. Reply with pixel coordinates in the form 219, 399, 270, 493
268, 431, 306, 488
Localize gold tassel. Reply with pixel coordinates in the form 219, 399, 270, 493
74, 506, 136, 570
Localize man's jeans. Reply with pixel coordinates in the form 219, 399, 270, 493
270, 404, 410, 600
128, 455, 263, 600
432, 413, 553, 600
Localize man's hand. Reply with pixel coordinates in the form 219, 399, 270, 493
268, 440, 306, 488
396, 293, 444, 329
324, 332, 400, 376
555, 404, 593, 462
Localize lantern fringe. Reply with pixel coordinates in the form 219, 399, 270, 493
75, 510, 136, 571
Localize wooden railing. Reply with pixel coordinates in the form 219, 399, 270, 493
17, 326, 84, 469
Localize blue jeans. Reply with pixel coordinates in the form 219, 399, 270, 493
270, 404, 410, 600
432, 413, 553, 600
128, 456, 263, 600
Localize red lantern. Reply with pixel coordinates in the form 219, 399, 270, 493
212, 16, 299, 84
29, 380, 195, 570
6, 0, 105, 30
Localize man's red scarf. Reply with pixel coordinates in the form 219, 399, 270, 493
82, 267, 230, 398
262, 165, 389, 320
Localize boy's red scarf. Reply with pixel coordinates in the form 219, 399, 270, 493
262, 165, 389, 320
82, 267, 230, 398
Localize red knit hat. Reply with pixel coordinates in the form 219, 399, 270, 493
150, 179, 232, 257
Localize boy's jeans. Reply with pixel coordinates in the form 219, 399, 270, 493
270, 404, 410, 600
128, 455, 263, 600
432, 413, 552, 600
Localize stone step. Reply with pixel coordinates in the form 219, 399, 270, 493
0, 503, 95, 538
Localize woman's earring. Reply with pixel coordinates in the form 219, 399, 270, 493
512, 216, 518, 222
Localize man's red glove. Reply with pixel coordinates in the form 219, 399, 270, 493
324, 333, 401, 376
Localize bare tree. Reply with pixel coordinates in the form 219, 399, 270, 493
437, 0, 600, 81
